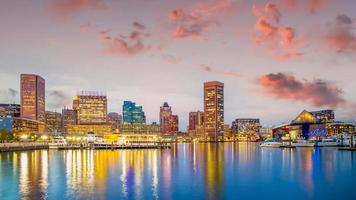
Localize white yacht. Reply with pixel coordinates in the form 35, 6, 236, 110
48, 136, 67, 149
315, 138, 338, 147
291, 140, 315, 147
260, 139, 283, 148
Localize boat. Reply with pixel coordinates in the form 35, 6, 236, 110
337, 133, 356, 146
260, 139, 283, 148
291, 140, 315, 147
315, 138, 338, 147
48, 136, 67, 149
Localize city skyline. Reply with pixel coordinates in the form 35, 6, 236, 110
1, 0, 356, 130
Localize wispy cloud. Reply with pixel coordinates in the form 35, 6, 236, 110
169, 0, 238, 40
258, 72, 346, 107
324, 14, 356, 53
201, 64, 241, 77
50, 0, 107, 20
47, 90, 71, 110
98, 22, 160, 56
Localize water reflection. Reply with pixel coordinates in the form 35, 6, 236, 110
1, 143, 356, 200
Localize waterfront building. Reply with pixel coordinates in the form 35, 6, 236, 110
326, 122, 355, 136
107, 112, 122, 132
12, 117, 39, 134
204, 81, 224, 141
20, 74, 45, 131
0, 104, 21, 117
273, 110, 332, 140
159, 102, 179, 135
62, 108, 77, 133
231, 118, 261, 135
260, 127, 273, 138
311, 109, 335, 123
0, 116, 13, 132
223, 124, 232, 138
188, 111, 205, 136
66, 124, 112, 136
123, 101, 146, 124
45, 111, 62, 133
73, 91, 107, 125
121, 122, 160, 135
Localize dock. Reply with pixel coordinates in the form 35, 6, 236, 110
0, 142, 48, 152
338, 147, 356, 151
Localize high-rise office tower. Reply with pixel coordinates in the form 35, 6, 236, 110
204, 81, 224, 141
188, 111, 205, 136
160, 102, 179, 135
73, 91, 107, 125
45, 111, 62, 133
61, 108, 77, 133
20, 74, 45, 131
122, 101, 146, 125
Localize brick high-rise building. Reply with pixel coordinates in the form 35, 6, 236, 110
204, 81, 224, 142
20, 74, 45, 131
188, 111, 204, 136
159, 102, 179, 135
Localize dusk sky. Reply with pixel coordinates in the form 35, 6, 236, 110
1, 0, 356, 130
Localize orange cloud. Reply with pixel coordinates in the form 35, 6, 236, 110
51, 0, 107, 20
258, 72, 345, 107
252, 3, 302, 61
169, 0, 238, 40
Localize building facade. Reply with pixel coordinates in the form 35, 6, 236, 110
20, 74, 45, 131
0, 104, 21, 117
73, 91, 107, 125
188, 111, 205, 136
62, 108, 77, 133
123, 101, 145, 124
311, 110, 335, 123
231, 118, 261, 135
107, 112, 122, 132
45, 111, 62, 133
0, 116, 13, 132
204, 81, 224, 141
159, 102, 179, 135
121, 122, 160, 134
13, 117, 39, 134
326, 122, 355, 136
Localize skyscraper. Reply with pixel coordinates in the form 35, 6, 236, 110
73, 91, 107, 125
45, 111, 62, 133
188, 111, 204, 136
123, 101, 145, 125
20, 74, 45, 131
61, 108, 77, 133
160, 102, 179, 135
204, 81, 224, 142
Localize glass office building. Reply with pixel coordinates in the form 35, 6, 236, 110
123, 101, 146, 125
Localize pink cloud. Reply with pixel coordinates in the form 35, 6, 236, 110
258, 72, 346, 107
201, 64, 241, 77
279, 0, 328, 14
79, 23, 92, 32
169, 0, 238, 40
253, 3, 281, 23
324, 14, 356, 53
252, 3, 302, 61
51, 0, 107, 20
99, 30, 156, 56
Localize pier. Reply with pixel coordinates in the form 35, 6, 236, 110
0, 142, 48, 152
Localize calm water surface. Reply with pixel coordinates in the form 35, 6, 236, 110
1, 143, 356, 200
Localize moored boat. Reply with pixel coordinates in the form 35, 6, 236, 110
315, 138, 338, 147
48, 136, 67, 149
260, 139, 283, 148
291, 140, 315, 147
